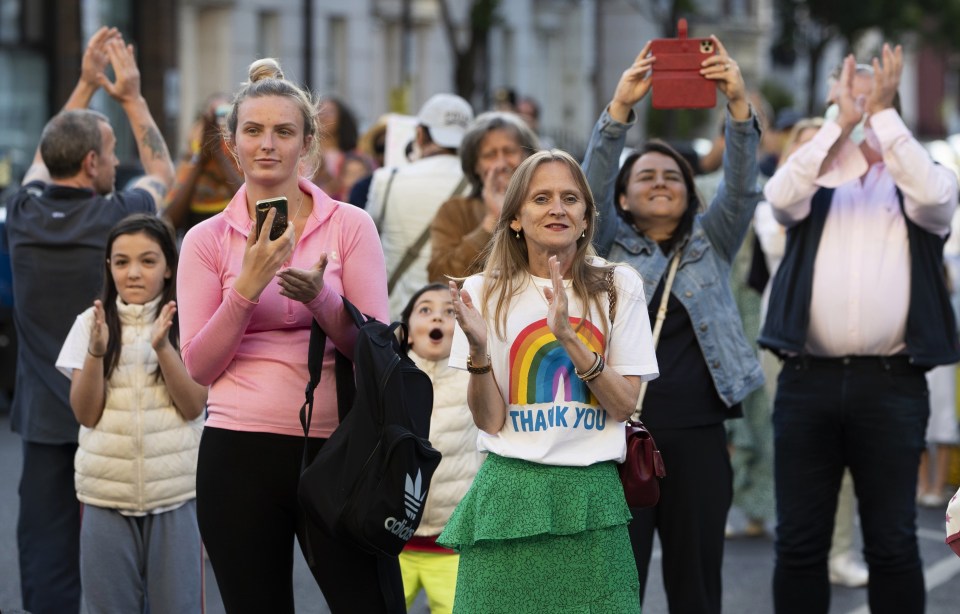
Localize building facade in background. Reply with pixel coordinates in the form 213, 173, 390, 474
1, 0, 955, 188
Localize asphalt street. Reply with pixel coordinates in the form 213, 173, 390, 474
1, 409, 958, 613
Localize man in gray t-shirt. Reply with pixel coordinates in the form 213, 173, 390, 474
5, 27, 173, 614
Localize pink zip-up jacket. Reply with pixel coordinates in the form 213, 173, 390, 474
178, 178, 388, 438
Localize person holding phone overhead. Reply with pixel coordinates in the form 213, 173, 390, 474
582, 38, 763, 613
177, 58, 398, 613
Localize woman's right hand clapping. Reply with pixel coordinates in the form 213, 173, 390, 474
234, 207, 295, 301
449, 281, 487, 356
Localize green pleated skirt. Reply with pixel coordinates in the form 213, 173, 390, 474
438, 453, 641, 613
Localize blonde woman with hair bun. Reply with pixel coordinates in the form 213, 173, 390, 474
177, 57, 398, 612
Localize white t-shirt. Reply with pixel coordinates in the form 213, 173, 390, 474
450, 264, 659, 466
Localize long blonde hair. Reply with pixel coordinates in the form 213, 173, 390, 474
477, 150, 612, 338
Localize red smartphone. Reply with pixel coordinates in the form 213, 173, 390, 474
255, 197, 288, 240
650, 18, 717, 110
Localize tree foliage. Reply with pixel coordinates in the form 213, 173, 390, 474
437, 0, 501, 108
771, 0, 960, 115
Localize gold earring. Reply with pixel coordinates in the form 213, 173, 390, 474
514, 228, 520, 239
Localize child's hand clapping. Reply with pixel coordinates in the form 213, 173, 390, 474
88, 299, 108, 357
151, 300, 178, 351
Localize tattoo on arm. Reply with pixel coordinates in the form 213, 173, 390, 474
140, 124, 170, 160
133, 177, 169, 206
145, 177, 168, 200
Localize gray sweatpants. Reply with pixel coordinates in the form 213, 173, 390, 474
80, 500, 203, 614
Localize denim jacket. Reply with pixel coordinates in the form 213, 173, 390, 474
582, 108, 764, 407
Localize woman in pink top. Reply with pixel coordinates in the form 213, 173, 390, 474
177, 58, 396, 613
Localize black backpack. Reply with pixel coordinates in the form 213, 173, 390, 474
298, 297, 442, 557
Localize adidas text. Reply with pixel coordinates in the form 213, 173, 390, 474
384, 516, 415, 541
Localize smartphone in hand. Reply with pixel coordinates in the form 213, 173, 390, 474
255, 197, 288, 240
650, 18, 717, 110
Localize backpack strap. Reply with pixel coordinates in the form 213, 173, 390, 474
298, 298, 366, 467
386, 176, 469, 295
299, 319, 327, 470
298, 296, 405, 464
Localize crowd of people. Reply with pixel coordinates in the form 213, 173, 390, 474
4, 23, 960, 614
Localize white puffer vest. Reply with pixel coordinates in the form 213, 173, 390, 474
411, 353, 484, 536
75, 296, 203, 513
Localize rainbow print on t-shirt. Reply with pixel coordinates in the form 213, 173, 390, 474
509, 318, 605, 405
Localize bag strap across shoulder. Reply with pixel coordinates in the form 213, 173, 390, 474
632, 251, 681, 421
386, 176, 469, 294
298, 297, 370, 470
374, 168, 399, 233
298, 297, 411, 468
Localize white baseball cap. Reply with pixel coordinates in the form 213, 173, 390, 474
417, 94, 474, 150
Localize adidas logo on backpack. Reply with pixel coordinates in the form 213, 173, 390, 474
404, 469, 427, 520
384, 470, 428, 541
298, 297, 442, 557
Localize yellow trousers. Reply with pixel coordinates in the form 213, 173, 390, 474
399, 549, 459, 614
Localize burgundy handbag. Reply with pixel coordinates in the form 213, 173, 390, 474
611, 253, 679, 508
619, 421, 666, 508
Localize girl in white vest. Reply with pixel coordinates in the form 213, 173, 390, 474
56, 214, 207, 614
397, 282, 484, 614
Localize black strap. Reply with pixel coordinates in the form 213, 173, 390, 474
299, 319, 327, 471
298, 297, 381, 469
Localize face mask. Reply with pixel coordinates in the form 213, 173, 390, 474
825, 103, 866, 145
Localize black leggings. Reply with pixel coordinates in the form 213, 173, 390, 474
196, 427, 405, 614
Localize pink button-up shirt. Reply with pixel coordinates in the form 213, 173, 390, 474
763, 109, 957, 357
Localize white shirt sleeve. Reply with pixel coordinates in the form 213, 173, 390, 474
55, 308, 94, 380
871, 108, 958, 236
754, 201, 786, 272
366, 167, 390, 231
607, 266, 659, 381
763, 120, 867, 226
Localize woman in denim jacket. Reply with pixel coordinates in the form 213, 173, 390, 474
582, 38, 763, 613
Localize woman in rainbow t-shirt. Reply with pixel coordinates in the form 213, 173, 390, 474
439, 150, 659, 613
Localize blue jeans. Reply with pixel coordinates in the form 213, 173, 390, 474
772, 356, 928, 614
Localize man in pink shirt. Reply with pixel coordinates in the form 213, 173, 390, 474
759, 45, 959, 614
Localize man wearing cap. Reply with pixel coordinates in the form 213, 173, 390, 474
367, 93, 474, 317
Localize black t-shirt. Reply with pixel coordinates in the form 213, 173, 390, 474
5, 181, 154, 443
640, 281, 742, 431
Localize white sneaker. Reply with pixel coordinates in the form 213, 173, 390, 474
829, 552, 869, 587
918, 492, 949, 508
